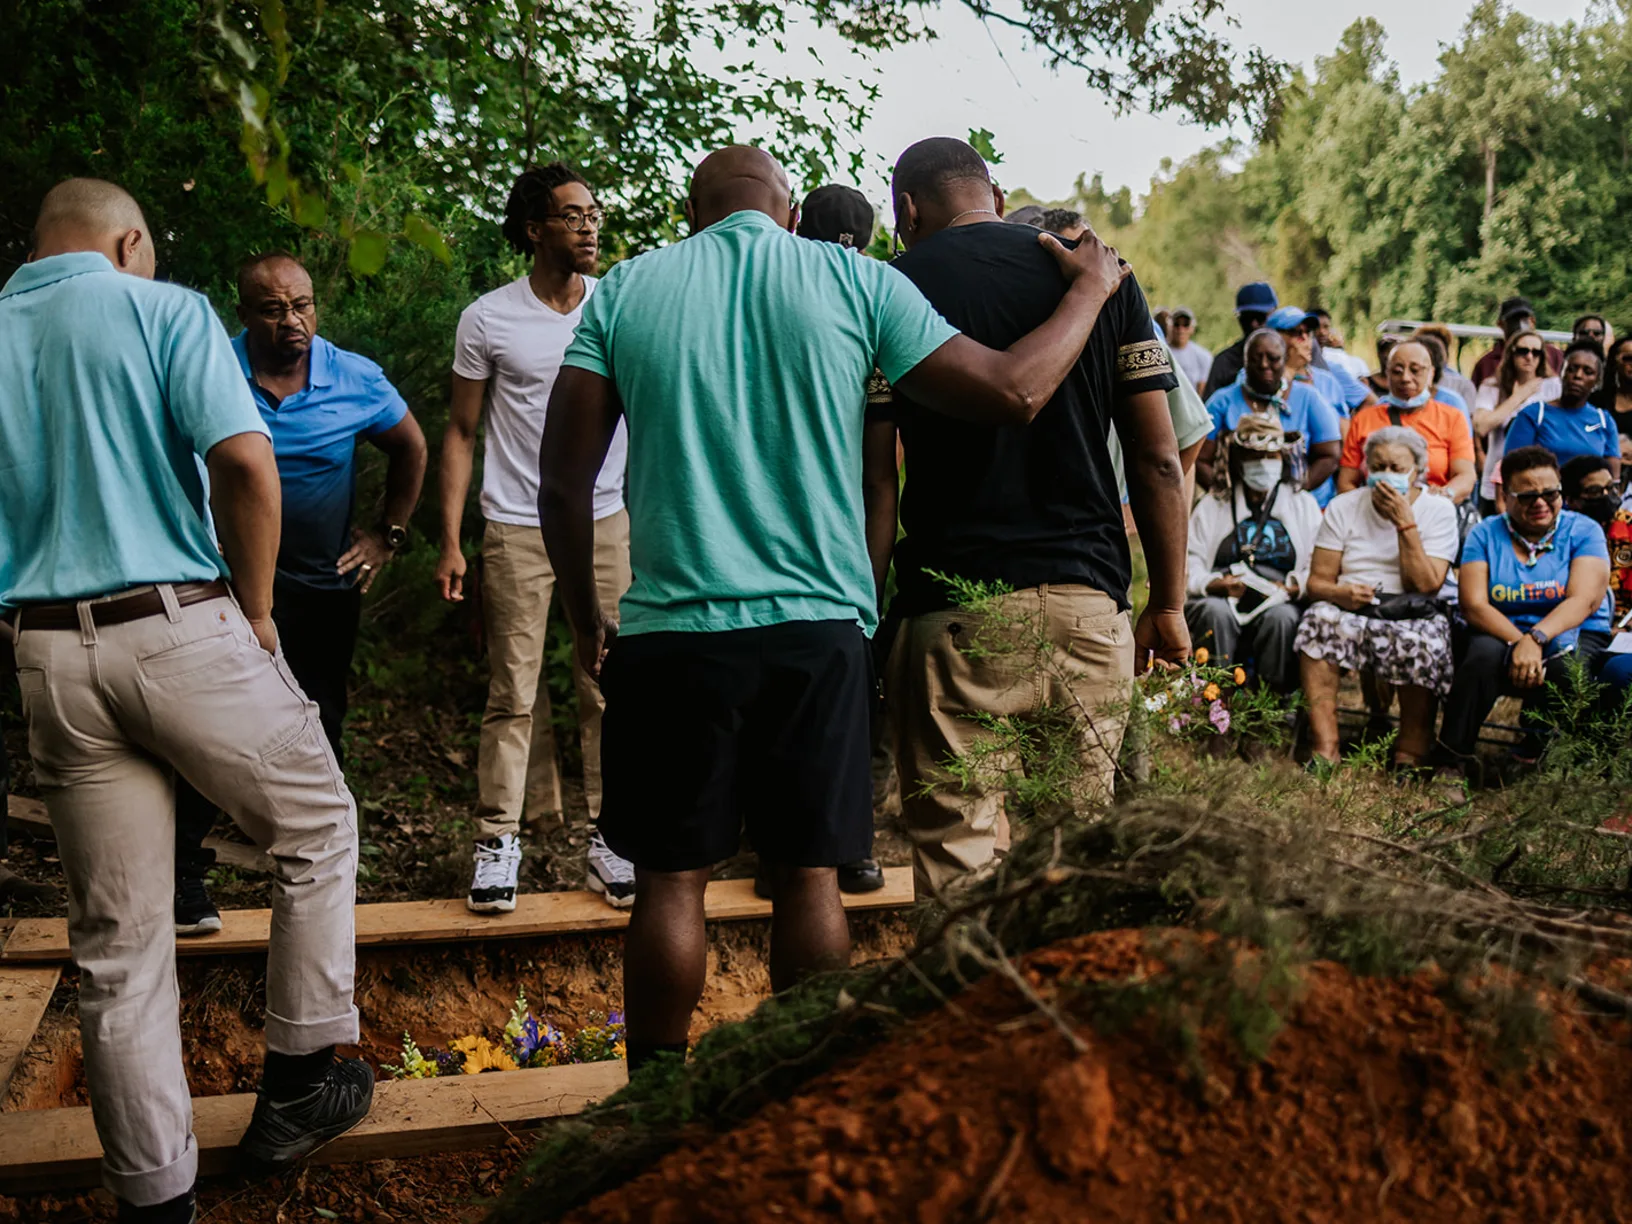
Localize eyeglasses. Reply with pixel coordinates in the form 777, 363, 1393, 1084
1513, 346, 1544, 359
1511, 487, 1563, 506
255, 299, 314, 320
541, 208, 604, 232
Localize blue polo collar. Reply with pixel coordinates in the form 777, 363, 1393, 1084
704, 210, 789, 235
0, 251, 116, 298
231, 331, 336, 391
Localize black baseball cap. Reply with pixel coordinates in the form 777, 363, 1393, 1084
1499, 296, 1536, 323
797, 185, 875, 249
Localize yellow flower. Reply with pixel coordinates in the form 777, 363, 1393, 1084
1194, 647, 1210, 665
1203, 683, 1221, 701
450, 1035, 517, 1074
1233, 667, 1247, 686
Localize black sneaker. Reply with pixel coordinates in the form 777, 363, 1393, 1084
837, 859, 886, 894
239, 1056, 374, 1169
174, 873, 222, 937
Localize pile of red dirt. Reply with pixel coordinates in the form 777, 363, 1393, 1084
571, 929, 1632, 1223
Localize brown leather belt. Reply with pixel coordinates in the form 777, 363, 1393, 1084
15, 580, 232, 632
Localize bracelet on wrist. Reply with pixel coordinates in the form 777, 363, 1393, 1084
1397, 522, 1418, 533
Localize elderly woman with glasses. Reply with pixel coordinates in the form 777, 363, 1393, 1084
1472, 328, 1561, 508
1336, 339, 1476, 504
1437, 446, 1613, 774
1296, 426, 1462, 767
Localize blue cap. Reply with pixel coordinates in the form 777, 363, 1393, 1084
1265, 305, 1318, 333
1235, 282, 1278, 315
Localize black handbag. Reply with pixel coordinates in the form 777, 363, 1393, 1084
1355, 592, 1446, 621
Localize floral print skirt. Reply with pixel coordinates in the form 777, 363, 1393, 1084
1293, 600, 1454, 696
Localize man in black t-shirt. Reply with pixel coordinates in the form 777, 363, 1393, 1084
873, 137, 1190, 894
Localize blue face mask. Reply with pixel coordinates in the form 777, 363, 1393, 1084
1382, 390, 1432, 410
1368, 471, 1412, 495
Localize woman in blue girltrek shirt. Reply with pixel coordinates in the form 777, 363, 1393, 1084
1438, 445, 1613, 773
1501, 341, 1622, 488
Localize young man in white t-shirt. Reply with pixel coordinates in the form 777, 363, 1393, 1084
439, 164, 634, 913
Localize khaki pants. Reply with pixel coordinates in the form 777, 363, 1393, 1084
13, 588, 359, 1206
888, 584, 1133, 896
476, 512, 632, 839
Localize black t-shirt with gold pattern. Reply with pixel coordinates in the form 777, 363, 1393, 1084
871, 222, 1177, 616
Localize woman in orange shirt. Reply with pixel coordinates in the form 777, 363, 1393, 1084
1336, 339, 1477, 504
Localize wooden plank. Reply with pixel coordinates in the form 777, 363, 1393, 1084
7, 794, 271, 874
3, 796, 50, 840
0, 1059, 626, 1193
0, 868, 914, 964
0, 966, 61, 1098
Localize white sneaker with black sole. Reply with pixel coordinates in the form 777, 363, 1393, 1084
586, 830, 635, 909
467, 834, 523, 913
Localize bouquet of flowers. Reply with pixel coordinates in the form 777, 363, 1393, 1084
1138, 647, 1296, 746
385, 987, 626, 1078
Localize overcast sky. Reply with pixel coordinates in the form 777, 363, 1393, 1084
759, 0, 1592, 207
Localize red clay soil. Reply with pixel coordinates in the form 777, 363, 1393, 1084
571, 929, 1632, 1224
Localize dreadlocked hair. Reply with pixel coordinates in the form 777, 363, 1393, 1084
501, 163, 590, 254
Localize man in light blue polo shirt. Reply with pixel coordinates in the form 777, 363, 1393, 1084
1203, 328, 1344, 505
173, 253, 427, 937
1267, 305, 1376, 419
536, 144, 1132, 1073
1, 179, 370, 1223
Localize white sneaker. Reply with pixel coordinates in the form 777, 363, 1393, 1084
586, 830, 636, 909
467, 834, 523, 914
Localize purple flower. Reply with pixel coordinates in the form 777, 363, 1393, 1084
1208, 699, 1231, 734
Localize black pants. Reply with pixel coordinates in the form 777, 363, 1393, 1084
598, 621, 874, 871
1439, 629, 1611, 758
176, 582, 361, 874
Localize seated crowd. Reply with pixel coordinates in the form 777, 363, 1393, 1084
1179, 286, 1630, 783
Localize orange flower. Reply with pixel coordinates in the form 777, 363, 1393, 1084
1194, 647, 1210, 665
1233, 667, 1247, 686
1203, 683, 1221, 701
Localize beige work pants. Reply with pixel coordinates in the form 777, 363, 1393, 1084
13, 588, 359, 1206
475, 512, 632, 839
888, 584, 1133, 896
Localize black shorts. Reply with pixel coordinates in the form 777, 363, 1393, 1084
597, 619, 874, 872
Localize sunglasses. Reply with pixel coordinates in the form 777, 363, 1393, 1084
1513, 346, 1544, 358
1511, 487, 1562, 506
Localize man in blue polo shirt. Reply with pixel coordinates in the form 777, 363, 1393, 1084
538, 145, 1131, 1073
1202, 328, 1344, 505
2, 178, 371, 1224
173, 252, 426, 932
1267, 305, 1376, 419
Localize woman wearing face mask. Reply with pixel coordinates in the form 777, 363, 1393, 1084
1500, 342, 1619, 497
1336, 340, 1477, 504
1472, 327, 1561, 509
1437, 446, 1613, 779
1296, 428, 1462, 768
1184, 416, 1322, 692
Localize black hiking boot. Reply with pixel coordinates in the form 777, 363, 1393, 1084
239, 1056, 374, 1169
116, 1191, 195, 1224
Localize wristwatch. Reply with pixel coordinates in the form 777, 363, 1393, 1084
381, 523, 409, 552
1526, 627, 1550, 649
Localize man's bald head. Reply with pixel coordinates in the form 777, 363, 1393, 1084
686, 146, 795, 233
32, 178, 155, 278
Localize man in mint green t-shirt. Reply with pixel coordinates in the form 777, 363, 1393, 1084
538, 144, 1130, 1072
